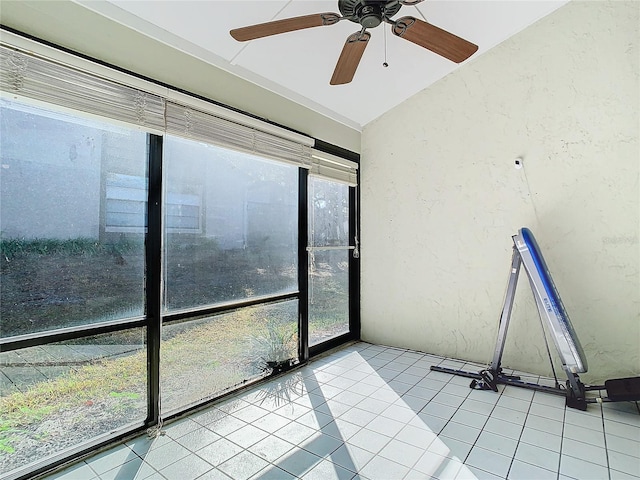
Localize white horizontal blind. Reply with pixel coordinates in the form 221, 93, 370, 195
310, 150, 358, 186
0, 45, 165, 132
0, 39, 357, 182
165, 101, 312, 167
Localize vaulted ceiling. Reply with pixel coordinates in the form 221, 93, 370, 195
76, 0, 568, 130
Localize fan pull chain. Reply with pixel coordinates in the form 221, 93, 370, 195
383, 26, 389, 67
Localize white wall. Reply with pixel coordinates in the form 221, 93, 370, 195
361, 1, 639, 383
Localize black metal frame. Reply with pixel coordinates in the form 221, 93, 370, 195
298, 168, 310, 363
348, 183, 361, 340
146, 134, 163, 425
307, 181, 361, 356
307, 138, 360, 354
162, 292, 300, 325
0, 318, 146, 352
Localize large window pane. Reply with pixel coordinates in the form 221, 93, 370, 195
163, 136, 298, 311
309, 177, 349, 247
0, 99, 148, 337
308, 177, 350, 346
161, 300, 298, 413
309, 249, 350, 345
0, 328, 146, 476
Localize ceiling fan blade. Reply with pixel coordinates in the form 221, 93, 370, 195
392, 16, 478, 63
230, 13, 340, 41
330, 31, 371, 86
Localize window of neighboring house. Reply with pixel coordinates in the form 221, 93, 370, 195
105, 173, 202, 233
105, 173, 148, 232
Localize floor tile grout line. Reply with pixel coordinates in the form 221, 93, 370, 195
556, 392, 572, 480
361, 352, 542, 478
307, 350, 470, 476
377, 350, 477, 478
600, 400, 613, 480
271, 354, 375, 478
422, 357, 499, 471
504, 386, 536, 480
335, 356, 426, 474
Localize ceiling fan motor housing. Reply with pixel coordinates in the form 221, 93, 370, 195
338, 0, 402, 28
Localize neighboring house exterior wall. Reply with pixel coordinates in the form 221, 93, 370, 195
0, 107, 103, 239
0, 106, 258, 250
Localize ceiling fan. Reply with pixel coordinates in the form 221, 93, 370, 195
230, 0, 478, 85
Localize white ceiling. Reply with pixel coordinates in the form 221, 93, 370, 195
76, 0, 568, 130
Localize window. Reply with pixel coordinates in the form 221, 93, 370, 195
308, 177, 352, 346
161, 136, 301, 413
0, 329, 147, 474
163, 136, 298, 311
0, 99, 148, 337
0, 35, 358, 480
160, 301, 298, 413
0, 97, 150, 477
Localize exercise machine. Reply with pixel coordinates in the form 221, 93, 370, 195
431, 227, 640, 410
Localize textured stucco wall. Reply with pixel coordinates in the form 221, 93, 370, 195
361, 1, 639, 383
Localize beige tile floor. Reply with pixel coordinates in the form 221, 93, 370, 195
43, 342, 640, 480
